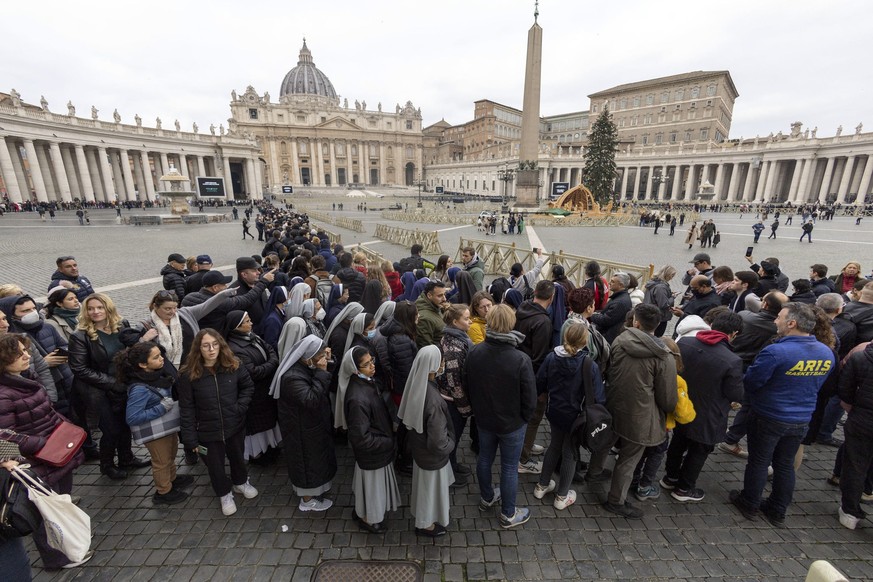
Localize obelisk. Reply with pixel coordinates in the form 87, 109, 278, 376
515, 3, 543, 207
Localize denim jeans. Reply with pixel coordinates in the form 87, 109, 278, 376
724, 404, 750, 445
738, 411, 807, 517
817, 396, 845, 441
633, 436, 670, 488
477, 424, 526, 518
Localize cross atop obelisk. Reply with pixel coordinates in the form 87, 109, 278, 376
515, 4, 543, 207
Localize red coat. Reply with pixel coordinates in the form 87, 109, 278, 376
0, 373, 83, 486
385, 271, 403, 300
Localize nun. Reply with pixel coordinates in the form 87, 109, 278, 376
344, 312, 376, 358
338, 346, 400, 533
270, 335, 337, 512
277, 317, 307, 359
286, 282, 312, 320
260, 286, 289, 350
300, 298, 327, 339
373, 301, 396, 329
398, 345, 455, 537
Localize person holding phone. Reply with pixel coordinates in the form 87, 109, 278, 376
177, 329, 256, 517
272, 335, 337, 512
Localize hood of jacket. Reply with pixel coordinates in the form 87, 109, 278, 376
515, 300, 549, 323
616, 327, 672, 360
0, 295, 20, 320
335, 266, 360, 283
676, 315, 709, 337
160, 264, 184, 277
644, 278, 667, 292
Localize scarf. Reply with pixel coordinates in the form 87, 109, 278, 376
150, 311, 184, 366
485, 329, 525, 347
130, 367, 175, 389
53, 307, 80, 330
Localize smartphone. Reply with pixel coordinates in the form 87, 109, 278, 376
54, 348, 69, 357
196, 445, 208, 455
745, 246, 754, 257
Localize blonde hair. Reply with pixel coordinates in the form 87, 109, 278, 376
78, 293, 123, 340
353, 252, 368, 267
562, 323, 590, 356
0, 284, 24, 298
367, 262, 391, 299
842, 261, 861, 274
486, 304, 516, 334
442, 303, 470, 326
380, 260, 395, 273
186, 256, 198, 272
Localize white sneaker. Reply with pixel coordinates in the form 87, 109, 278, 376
518, 460, 543, 474
533, 479, 556, 499
62, 550, 94, 568
530, 444, 545, 456
299, 497, 333, 512
232, 479, 259, 499
553, 490, 577, 511
839, 506, 861, 530
220, 493, 237, 516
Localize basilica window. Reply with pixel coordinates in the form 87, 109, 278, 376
249, 108, 258, 120
661, 91, 669, 103
691, 87, 700, 98
619, 98, 627, 109
700, 128, 709, 140
406, 120, 413, 130
633, 96, 641, 108
280, 141, 287, 155
386, 122, 392, 129
297, 115, 306, 123
670, 132, 677, 143
322, 143, 329, 156
406, 146, 413, 158
715, 130, 724, 142
646, 94, 654, 106
707, 85, 716, 97
684, 131, 692, 141
641, 135, 649, 145
387, 146, 393, 158
675, 89, 684, 100
336, 143, 345, 156
351, 144, 357, 156
655, 133, 663, 145
299, 142, 308, 154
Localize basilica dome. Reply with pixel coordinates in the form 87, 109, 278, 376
279, 40, 338, 101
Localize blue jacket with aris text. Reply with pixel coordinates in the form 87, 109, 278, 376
743, 335, 835, 424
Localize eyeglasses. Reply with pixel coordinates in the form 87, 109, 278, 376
358, 359, 375, 368
157, 290, 178, 300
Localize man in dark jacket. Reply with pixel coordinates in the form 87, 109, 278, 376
601, 304, 678, 518
788, 279, 817, 305
728, 271, 759, 313
465, 304, 536, 529
185, 255, 214, 294
181, 269, 274, 332
843, 282, 873, 345
414, 281, 447, 349
664, 313, 744, 502
514, 280, 554, 472
671, 276, 721, 324
590, 272, 633, 344
837, 341, 873, 529
161, 253, 188, 300
48, 256, 94, 301
229, 257, 270, 333
810, 264, 836, 297
333, 252, 366, 303
730, 303, 835, 527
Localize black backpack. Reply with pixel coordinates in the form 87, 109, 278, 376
488, 276, 512, 304
397, 255, 424, 274
571, 357, 614, 453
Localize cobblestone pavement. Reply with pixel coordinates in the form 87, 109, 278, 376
1, 206, 872, 581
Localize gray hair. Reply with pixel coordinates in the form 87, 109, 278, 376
613, 272, 630, 289
783, 302, 817, 333
816, 293, 844, 315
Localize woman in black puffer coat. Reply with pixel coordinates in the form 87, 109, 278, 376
276, 335, 337, 512
178, 329, 255, 517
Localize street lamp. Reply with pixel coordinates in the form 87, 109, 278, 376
497, 166, 515, 214
416, 177, 424, 208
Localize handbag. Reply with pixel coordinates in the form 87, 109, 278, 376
572, 357, 615, 453
0, 422, 86, 467
12, 465, 91, 562
0, 465, 41, 539
128, 385, 181, 445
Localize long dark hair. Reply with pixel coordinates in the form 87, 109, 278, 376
435, 255, 450, 273
45, 288, 76, 317
114, 341, 160, 384
393, 301, 418, 340
181, 329, 239, 381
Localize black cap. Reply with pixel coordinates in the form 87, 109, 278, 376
167, 253, 186, 264
236, 257, 259, 272
202, 271, 232, 286
690, 253, 711, 264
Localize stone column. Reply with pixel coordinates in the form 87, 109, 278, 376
98, 146, 117, 202
8, 142, 29, 200
785, 160, 803, 204
725, 163, 740, 202
328, 140, 337, 185
684, 165, 697, 201
118, 149, 136, 201
222, 157, 234, 199
816, 157, 835, 203
23, 139, 49, 202
197, 156, 206, 179
85, 148, 104, 202
762, 161, 779, 202
140, 151, 156, 201
619, 167, 629, 200
712, 164, 725, 200
855, 156, 873, 205
754, 161, 770, 202
671, 166, 683, 200
314, 140, 324, 185
254, 159, 265, 198
0, 136, 23, 203
657, 165, 668, 199
60, 146, 81, 201
177, 154, 190, 190
836, 156, 857, 204
358, 141, 366, 184
131, 151, 146, 201
741, 163, 756, 202
699, 164, 710, 189
35, 144, 58, 201
380, 143, 387, 186
47, 142, 73, 202
793, 157, 815, 204
631, 166, 642, 199
109, 150, 125, 200
290, 140, 300, 185
245, 158, 256, 196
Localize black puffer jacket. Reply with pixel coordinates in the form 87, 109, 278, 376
514, 301, 553, 373
177, 366, 254, 447
227, 332, 279, 435
68, 323, 140, 410
590, 289, 633, 344
838, 343, 873, 435
181, 281, 267, 332
732, 310, 777, 369
161, 264, 187, 300
344, 374, 395, 470
335, 267, 366, 303
844, 302, 873, 346
375, 318, 418, 397
277, 362, 337, 489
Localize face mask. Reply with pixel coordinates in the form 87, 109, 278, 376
315, 309, 326, 321
19, 311, 40, 326
357, 372, 370, 380
366, 330, 377, 340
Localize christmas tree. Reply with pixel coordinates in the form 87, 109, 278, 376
583, 107, 619, 207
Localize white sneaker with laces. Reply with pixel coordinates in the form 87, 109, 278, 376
553, 490, 577, 511
299, 497, 333, 512
220, 493, 237, 516
518, 460, 543, 474
533, 479, 556, 499
232, 479, 259, 499
839, 505, 861, 530
530, 444, 545, 456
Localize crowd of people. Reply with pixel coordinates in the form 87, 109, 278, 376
2, 202, 873, 577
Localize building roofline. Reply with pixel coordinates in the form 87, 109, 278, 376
588, 70, 738, 99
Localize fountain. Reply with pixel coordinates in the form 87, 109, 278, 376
129, 165, 216, 225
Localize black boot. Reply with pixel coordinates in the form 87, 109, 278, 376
100, 464, 128, 480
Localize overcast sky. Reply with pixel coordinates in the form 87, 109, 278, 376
3, 0, 870, 140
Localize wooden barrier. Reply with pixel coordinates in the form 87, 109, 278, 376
300, 208, 335, 224
311, 223, 341, 245
380, 211, 473, 225
335, 217, 365, 232
525, 213, 638, 227
455, 237, 653, 286
347, 244, 385, 265
374, 224, 443, 254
